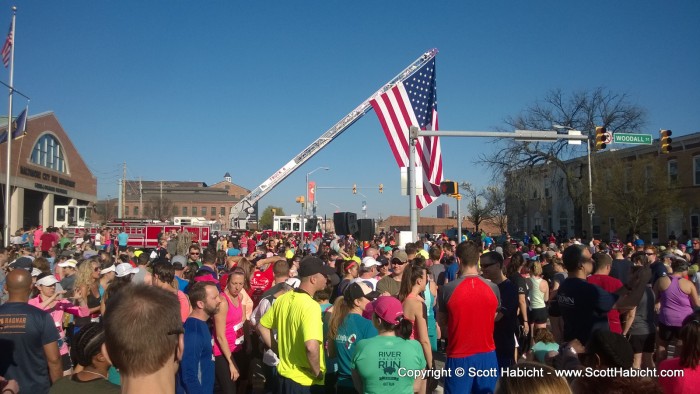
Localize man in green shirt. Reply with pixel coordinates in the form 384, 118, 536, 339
258, 256, 337, 393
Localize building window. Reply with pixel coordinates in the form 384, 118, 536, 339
695, 157, 700, 185
172, 206, 179, 216
559, 212, 568, 233
668, 160, 678, 184
210, 207, 216, 216
182, 207, 187, 216
652, 217, 659, 240
124, 206, 129, 216
220, 207, 226, 216
31, 134, 67, 173
133, 207, 139, 217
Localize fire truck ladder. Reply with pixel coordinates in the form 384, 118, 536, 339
229, 48, 438, 229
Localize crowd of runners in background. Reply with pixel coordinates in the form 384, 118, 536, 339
1, 226, 699, 394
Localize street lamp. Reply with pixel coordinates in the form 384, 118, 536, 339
302, 166, 330, 239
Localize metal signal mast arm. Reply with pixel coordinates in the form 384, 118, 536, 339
229, 48, 438, 228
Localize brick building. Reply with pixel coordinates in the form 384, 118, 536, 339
506, 131, 700, 243
95, 173, 250, 227
0, 112, 97, 233
436, 203, 450, 218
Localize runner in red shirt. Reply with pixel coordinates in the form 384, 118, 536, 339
248, 255, 285, 307
587, 252, 623, 333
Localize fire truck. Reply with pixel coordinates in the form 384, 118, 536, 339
80, 220, 211, 249
227, 49, 438, 230
264, 215, 323, 239
54, 205, 212, 249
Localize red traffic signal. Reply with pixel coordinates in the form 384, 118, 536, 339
440, 181, 458, 195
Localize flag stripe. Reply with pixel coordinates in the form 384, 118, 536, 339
1, 23, 11, 68
370, 99, 405, 166
371, 57, 443, 211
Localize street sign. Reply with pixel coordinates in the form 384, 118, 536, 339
612, 133, 652, 145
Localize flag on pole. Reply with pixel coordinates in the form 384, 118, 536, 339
11, 106, 27, 139
0, 107, 28, 144
370, 57, 443, 210
1, 23, 12, 68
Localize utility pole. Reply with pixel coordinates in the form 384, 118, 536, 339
139, 177, 142, 219
120, 162, 126, 218
160, 181, 163, 219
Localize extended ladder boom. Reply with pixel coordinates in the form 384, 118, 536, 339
230, 48, 439, 229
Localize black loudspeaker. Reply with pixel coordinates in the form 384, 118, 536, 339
333, 212, 358, 235
305, 218, 318, 231
356, 219, 375, 241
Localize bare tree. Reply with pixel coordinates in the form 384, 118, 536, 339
482, 88, 647, 232
461, 182, 495, 233
485, 185, 508, 233
592, 151, 681, 238
143, 197, 174, 221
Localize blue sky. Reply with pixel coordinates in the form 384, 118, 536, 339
5, 1, 699, 219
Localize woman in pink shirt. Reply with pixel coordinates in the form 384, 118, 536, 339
659, 311, 700, 394
29, 273, 90, 375
213, 268, 249, 394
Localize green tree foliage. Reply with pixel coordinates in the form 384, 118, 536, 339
259, 206, 285, 229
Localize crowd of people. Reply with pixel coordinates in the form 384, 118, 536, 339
1, 226, 700, 394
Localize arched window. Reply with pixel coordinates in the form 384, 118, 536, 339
30, 134, 67, 173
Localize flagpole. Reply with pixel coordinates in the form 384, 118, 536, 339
3, 6, 16, 247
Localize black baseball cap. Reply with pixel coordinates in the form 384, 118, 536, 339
298, 256, 339, 285
344, 282, 380, 302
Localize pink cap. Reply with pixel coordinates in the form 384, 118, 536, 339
371, 296, 404, 325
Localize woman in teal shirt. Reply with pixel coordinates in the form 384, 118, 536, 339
351, 296, 426, 394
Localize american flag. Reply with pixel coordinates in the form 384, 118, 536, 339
1, 23, 12, 68
370, 58, 443, 210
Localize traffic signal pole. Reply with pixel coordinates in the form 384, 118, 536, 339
409, 126, 589, 242
587, 140, 594, 241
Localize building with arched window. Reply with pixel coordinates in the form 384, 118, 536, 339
0, 111, 97, 234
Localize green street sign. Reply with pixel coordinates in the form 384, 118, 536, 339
612, 133, 652, 145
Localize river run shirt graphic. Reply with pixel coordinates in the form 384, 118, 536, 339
352, 335, 425, 392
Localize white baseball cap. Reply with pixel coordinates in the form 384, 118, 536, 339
31, 268, 42, 277
100, 264, 116, 275
115, 263, 139, 278
361, 256, 381, 268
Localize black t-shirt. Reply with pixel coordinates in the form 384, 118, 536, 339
550, 278, 617, 344
0, 302, 59, 393
494, 279, 519, 356
610, 259, 632, 286
508, 274, 530, 297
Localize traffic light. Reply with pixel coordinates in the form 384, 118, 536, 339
352, 184, 357, 194
660, 129, 672, 154
295, 196, 305, 204
595, 126, 607, 151
379, 184, 383, 193
440, 181, 458, 195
